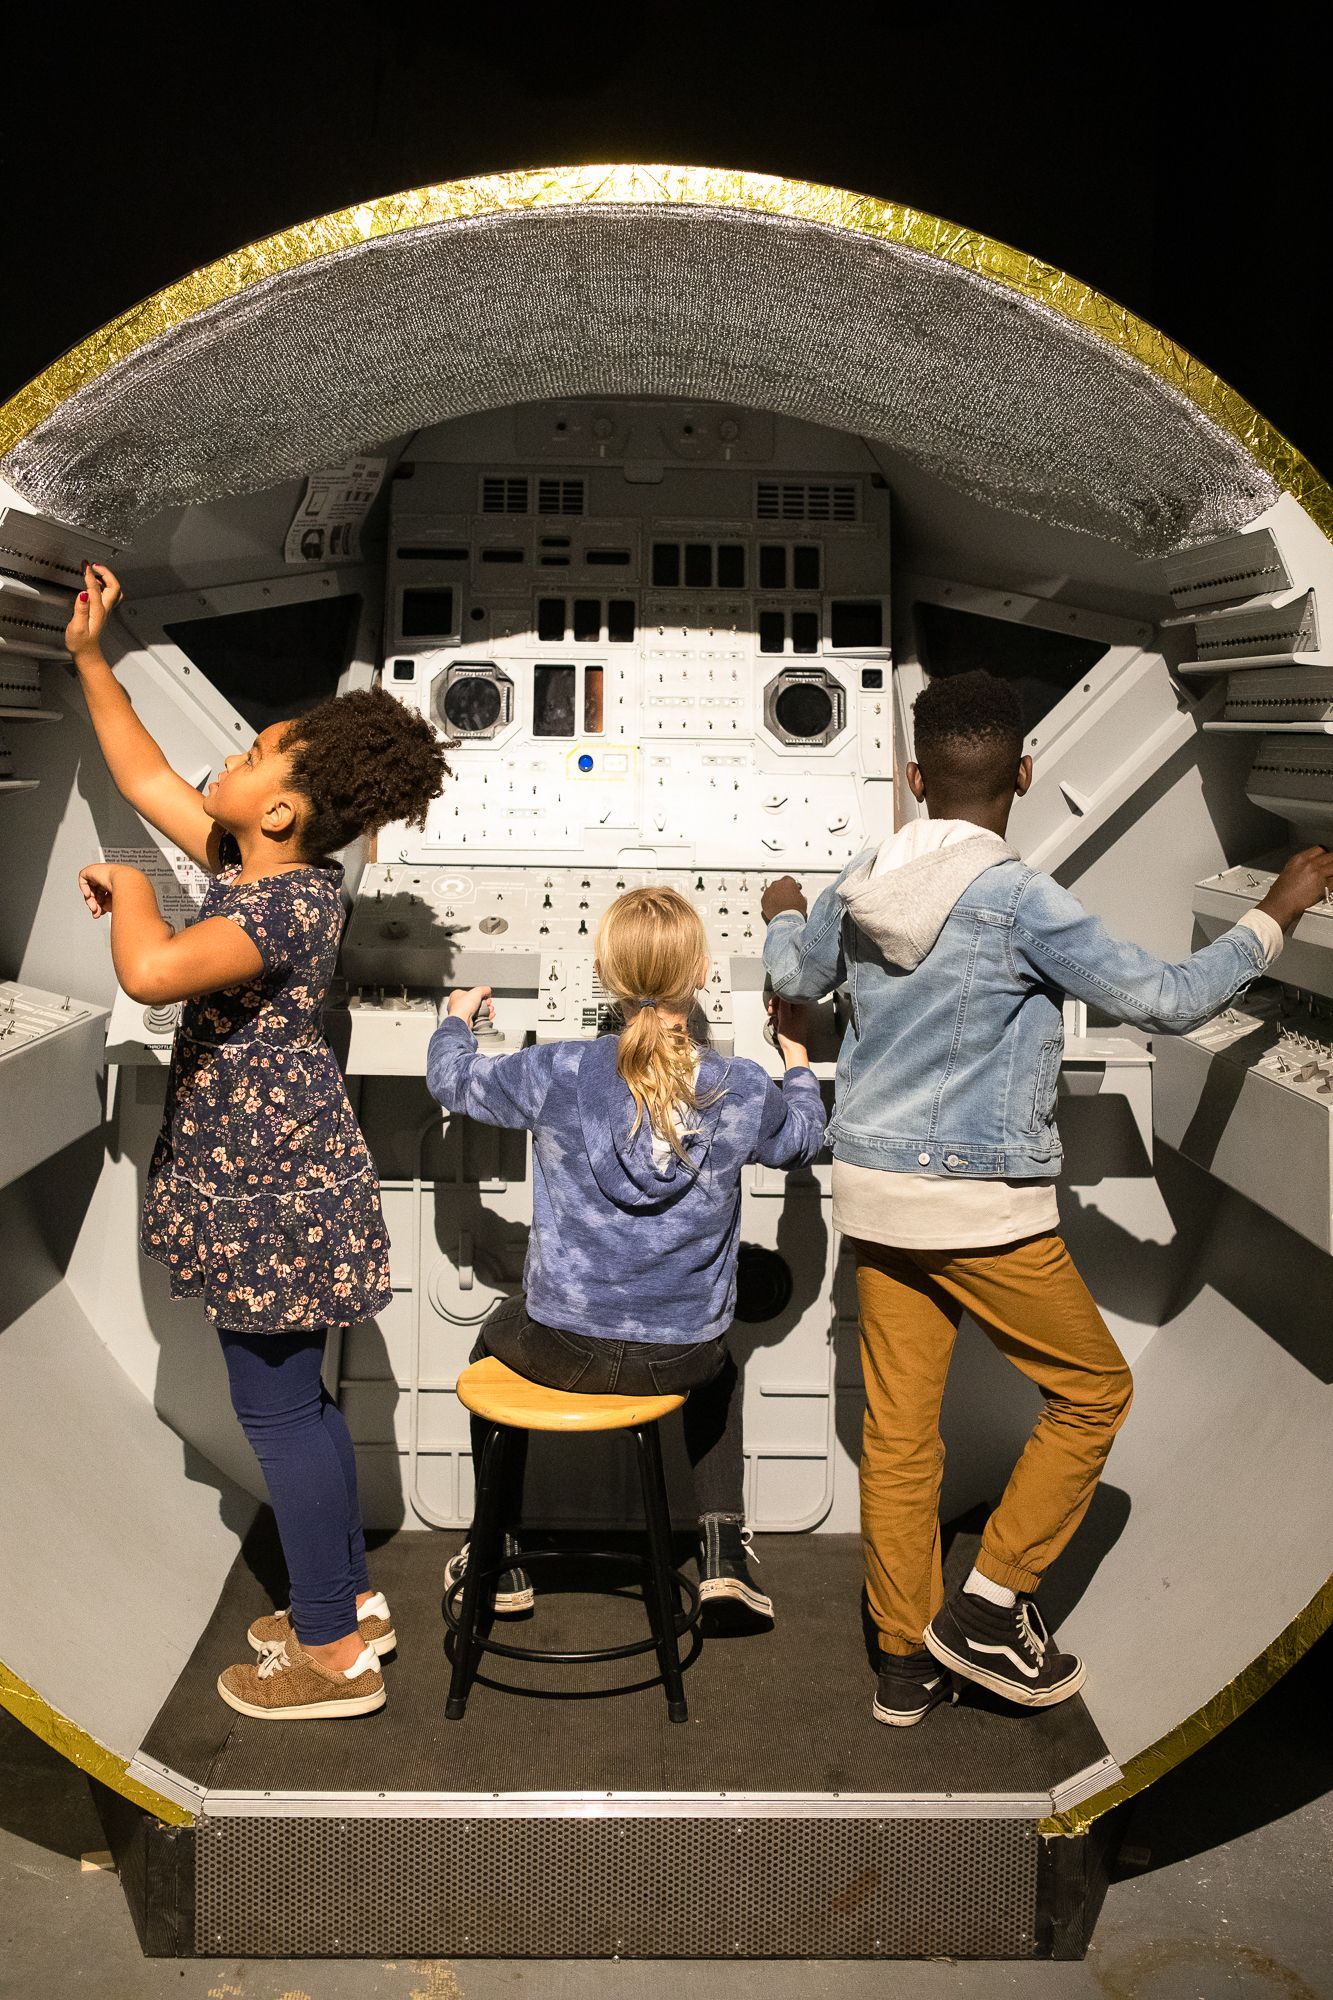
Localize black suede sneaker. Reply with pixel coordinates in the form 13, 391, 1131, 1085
698, 1516, 774, 1625
872, 1648, 955, 1728
443, 1533, 534, 1614
924, 1590, 1085, 1707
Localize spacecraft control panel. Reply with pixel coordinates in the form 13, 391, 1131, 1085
1153, 527, 1333, 1252
339, 419, 893, 1072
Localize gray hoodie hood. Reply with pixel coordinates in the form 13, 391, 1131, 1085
839, 828, 1016, 969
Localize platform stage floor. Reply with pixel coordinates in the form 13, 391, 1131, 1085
143, 1520, 1109, 1802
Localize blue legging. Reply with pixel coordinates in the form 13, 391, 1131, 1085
217, 1326, 369, 1647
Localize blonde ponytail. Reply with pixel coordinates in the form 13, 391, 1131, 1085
595, 888, 723, 1163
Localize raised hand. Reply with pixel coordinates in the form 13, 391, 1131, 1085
78, 861, 120, 916
446, 983, 494, 1027
1256, 848, 1333, 930
65, 562, 124, 659
761, 875, 808, 923
768, 994, 812, 1067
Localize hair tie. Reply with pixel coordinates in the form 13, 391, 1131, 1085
634, 996, 658, 1009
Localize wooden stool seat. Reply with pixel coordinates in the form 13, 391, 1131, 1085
456, 1354, 685, 1433
445, 1353, 699, 1724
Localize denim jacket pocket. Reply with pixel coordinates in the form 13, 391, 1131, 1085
1028, 1037, 1063, 1134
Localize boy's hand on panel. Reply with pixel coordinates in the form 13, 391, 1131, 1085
1256, 847, 1333, 930
768, 995, 812, 1067
446, 984, 494, 1028
761, 875, 807, 922
65, 563, 124, 661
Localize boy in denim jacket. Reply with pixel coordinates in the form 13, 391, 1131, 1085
763, 671, 1333, 1725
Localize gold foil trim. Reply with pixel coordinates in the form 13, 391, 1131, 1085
0, 1658, 193, 1826
0, 164, 1329, 538
1038, 1572, 1333, 1838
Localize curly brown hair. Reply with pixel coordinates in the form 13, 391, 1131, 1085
281, 686, 450, 858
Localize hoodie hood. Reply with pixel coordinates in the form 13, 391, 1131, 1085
840, 821, 1016, 969
576, 1032, 731, 1211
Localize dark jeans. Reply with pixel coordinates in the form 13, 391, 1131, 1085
470, 1294, 745, 1520
217, 1325, 370, 1646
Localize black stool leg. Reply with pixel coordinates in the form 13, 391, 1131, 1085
634, 1423, 688, 1723
445, 1421, 510, 1721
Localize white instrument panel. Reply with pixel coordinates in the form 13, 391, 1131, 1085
0, 981, 109, 1190
375, 445, 893, 872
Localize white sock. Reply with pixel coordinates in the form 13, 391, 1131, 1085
964, 1566, 1017, 1610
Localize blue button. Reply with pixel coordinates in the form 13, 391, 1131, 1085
577, 754, 595, 772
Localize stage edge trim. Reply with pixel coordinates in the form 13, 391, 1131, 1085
0, 162, 1330, 537
0, 1660, 194, 1827
1039, 1570, 1333, 1837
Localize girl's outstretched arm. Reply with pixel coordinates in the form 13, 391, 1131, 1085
426, 985, 561, 1129
67, 565, 222, 870
78, 863, 262, 1003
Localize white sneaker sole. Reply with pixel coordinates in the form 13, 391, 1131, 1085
250, 1626, 398, 1660
871, 1694, 940, 1727
698, 1576, 775, 1621
216, 1675, 386, 1721
923, 1628, 1086, 1708
443, 1565, 535, 1615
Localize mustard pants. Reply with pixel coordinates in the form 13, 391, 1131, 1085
853, 1234, 1134, 1657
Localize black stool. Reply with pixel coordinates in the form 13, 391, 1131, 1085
443, 1355, 701, 1723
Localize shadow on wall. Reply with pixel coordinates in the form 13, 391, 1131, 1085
1051, 724, 1280, 906
0, 664, 161, 1003
1064, 1147, 1333, 1385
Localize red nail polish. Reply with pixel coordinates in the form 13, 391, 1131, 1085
79, 591, 88, 602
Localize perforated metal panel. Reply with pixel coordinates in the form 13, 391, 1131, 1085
2, 202, 1274, 552
195, 1809, 1037, 1958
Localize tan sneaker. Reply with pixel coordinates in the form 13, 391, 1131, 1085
248, 1590, 396, 1659
218, 1636, 386, 1720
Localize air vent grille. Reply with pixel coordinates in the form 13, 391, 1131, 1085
536, 477, 587, 516
756, 481, 859, 524
0, 506, 119, 592
1191, 590, 1318, 661
1164, 527, 1291, 612
481, 477, 529, 514
0, 657, 42, 705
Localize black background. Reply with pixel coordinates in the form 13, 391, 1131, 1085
2, 13, 1327, 472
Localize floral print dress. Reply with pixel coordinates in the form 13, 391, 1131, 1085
140, 842, 391, 1332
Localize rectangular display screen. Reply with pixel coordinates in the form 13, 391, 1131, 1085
533, 664, 576, 736
400, 587, 455, 638
584, 665, 604, 734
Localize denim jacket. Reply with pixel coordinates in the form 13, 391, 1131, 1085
764, 839, 1268, 1179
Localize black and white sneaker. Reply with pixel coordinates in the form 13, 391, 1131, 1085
698, 1516, 774, 1625
872, 1649, 955, 1728
924, 1590, 1085, 1708
443, 1533, 535, 1615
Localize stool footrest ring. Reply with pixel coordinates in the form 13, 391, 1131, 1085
442, 1546, 700, 1668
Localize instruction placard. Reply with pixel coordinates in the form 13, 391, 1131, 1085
284, 454, 386, 565
100, 845, 211, 928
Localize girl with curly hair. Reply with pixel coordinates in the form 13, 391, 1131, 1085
68, 563, 449, 1721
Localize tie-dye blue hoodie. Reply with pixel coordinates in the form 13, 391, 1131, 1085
426, 1018, 827, 1343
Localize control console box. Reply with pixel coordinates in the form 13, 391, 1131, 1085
0, 981, 109, 1189
1154, 984, 1333, 1252
1193, 859, 1333, 1001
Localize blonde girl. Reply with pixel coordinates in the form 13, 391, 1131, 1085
427, 886, 825, 1620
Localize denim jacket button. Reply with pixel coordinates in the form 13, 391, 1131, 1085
945, 1153, 965, 1168
917, 1152, 930, 1165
